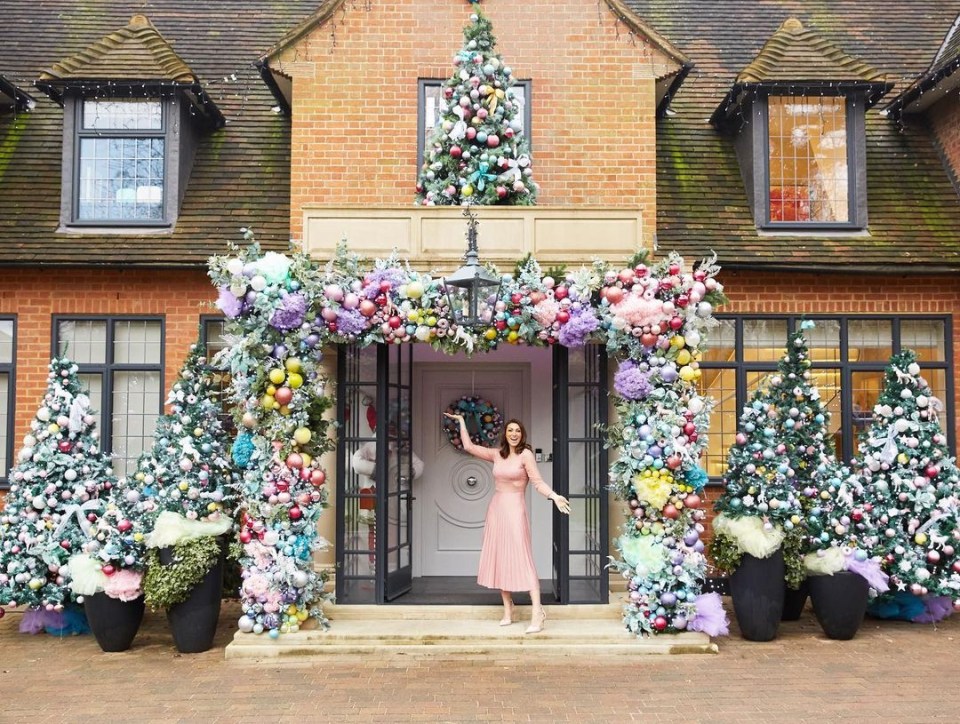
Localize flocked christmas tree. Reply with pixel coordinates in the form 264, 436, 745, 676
140, 338, 236, 609
415, 9, 536, 206
855, 350, 960, 621
0, 357, 114, 615
710, 383, 803, 576
766, 321, 835, 587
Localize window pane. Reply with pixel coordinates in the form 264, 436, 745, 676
422, 83, 443, 160
58, 320, 107, 364
111, 370, 161, 476
768, 96, 848, 223
78, 373, 103, 432
82, 99, 162, 130
742, 319, 787, 362
809, 367, 842, 459
203, 319, 229, 359
78, 137, 164, 221
0, 320, 13, 364
697, 368, 736, 478
114, 320, 162, 364
900, 319, 946, 362
851, 370, 885, 452
848, 319, 892, 362
703, 318, 736, 363
806, 319, 841, 363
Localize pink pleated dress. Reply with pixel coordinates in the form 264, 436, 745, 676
459, 433, 554, 592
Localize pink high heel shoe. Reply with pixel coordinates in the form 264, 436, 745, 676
524, 606, 546, 634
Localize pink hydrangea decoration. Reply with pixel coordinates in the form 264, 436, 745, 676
103, 569, 144, 602
532, 298, 561, 326
611, 294, 667, 329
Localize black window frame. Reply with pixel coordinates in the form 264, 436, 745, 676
65, 93, 177, 229
757, 86, 866, 231
0, 316, 16, 488
699, 314, 954, 484
52, 315, 165, 475
417, 78, 532, 172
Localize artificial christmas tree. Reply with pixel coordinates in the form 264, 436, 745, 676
0, 357, 114, 621
855, 350, 960, 621
142, 338, 236, 653
415, 10, 536, 206
711, 385, 803, 639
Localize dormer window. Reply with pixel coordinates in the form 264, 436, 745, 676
711, 18, 891, 232
34, 14, 222, 231
76, 99, 166, 222
766, 94, 849, 225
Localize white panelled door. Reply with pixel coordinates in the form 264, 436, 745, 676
413, 364, 535, 577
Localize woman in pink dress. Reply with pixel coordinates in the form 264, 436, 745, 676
444, 414, 570, 633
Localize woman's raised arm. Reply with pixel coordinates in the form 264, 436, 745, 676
443, 413, 496, 462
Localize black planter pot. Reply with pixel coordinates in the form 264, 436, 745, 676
729, 549, 785, 641
84, 592, 145, 652
808, 571, 869, 640
159, 543, 225, 654
782, 578, 810, 621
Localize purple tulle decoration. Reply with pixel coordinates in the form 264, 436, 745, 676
614, 360, 653, 400
557, 306, 599, 348
363, 267, 406, 299
845, 556, 889, 593
912, 596, 954, 624
336, 307, 369, 337
20, 609, 56, 634
270, 292, 307, 331
688, 592, 729, 637
18, 608, 88, 636
215, 286, 243, 319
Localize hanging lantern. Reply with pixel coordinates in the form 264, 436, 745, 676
443, 209, 502, 327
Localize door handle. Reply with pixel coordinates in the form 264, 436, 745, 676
466, 476, 478, 487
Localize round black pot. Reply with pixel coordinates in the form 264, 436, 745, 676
782, 578, 809, 621
809, 571, 869, 640
159, 544, 225, 654
84, 592, 145, 652
729, 549, 785, 641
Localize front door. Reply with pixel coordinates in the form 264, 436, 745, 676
413, 364, 534, 576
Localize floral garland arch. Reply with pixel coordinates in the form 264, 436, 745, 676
443, 395, 504, 450
208, 231, 729, 638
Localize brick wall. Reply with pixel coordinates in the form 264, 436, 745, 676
930, 97, 960, 190
0, 267, 216, 500
275, 0, 675, 248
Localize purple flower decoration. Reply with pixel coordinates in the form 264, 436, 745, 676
557, 306, 599, 348
269, 292, 307, 331
336, 307, 369, 337
216, 286, 243, 319
363, 267, 407, 299
614, 360, 653, 400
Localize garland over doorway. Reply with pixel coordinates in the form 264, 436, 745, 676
208, 228, 728, 637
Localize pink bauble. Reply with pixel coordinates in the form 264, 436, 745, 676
117, 520, 132, 533
343, 293, 360, 310
323, 284, 344, 302
486, 135, 500, 148
274, 387, 293, 406
605, 287, 624, 305
311, 470, 326, 486
286, 453, 303, 469
617, 268, 634, 285
289, 506, 303, 521
359, 299, 377, 317
663, 504, 679, 519
684, 494, 701, 510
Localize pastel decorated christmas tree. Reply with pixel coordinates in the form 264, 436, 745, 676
711, 386, 803, 573
854, 350, 960, 621
142, 339, 236, 609
415, 10, 536, 206
0, 357, 114, 613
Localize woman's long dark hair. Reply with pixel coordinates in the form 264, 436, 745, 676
499, 418, 531, 459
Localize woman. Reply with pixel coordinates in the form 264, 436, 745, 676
443, 413, 570, 633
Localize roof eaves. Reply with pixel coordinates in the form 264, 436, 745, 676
255, 60, 291, 116
261, 0, 346, 62
603, 0, 690, 70
0, 74, 36, 112
885, 56, 960, 120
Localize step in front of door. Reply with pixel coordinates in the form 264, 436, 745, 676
323, 601, 625, 621
223, 619, 717, 659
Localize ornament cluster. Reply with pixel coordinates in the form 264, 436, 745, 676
443, 395, 503, 450
416, 11, 536, 206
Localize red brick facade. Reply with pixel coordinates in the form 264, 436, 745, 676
931, 98, 960, 188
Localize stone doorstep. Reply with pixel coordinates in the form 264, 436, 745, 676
322, 601, 625, 621
223, 619, 717, 660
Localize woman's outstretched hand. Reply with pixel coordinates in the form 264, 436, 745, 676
443, 412, 464, 422
551, 494, 571, 515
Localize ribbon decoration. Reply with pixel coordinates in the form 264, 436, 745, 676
68, 393, 89, 434
468, 163, 498, 192
51, 499, 102, 541
486, 87, 505, 114
449, 106, 467, 143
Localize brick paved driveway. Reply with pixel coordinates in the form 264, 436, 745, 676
1, 601, 957, 723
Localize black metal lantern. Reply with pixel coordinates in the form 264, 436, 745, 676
443, 209, 502, 327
